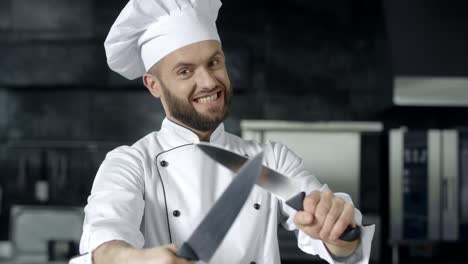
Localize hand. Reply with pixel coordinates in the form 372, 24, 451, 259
293, 191, 359, 257
139, 244, 195, 264
93, 241, 194, 264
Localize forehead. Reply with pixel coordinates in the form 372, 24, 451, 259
158, 40, 223, 68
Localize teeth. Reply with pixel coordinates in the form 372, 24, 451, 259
196, 93, 218, 104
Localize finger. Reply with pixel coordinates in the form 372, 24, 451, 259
166, 244, 195, 264
293, 211, 314, 226
164, 243, 178, 253
314, 191, 334, 226
303, 191, 321, 213
319, 198, 345, 241
330, 203, 355, 241
295, 218, 322, 240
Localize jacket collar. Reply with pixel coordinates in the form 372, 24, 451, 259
159, 118, 226, 148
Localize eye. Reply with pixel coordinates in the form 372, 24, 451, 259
177, 68, 192, 76
210, 59, 220, 67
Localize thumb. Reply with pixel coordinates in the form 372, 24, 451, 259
163, 243, 178, 254
165, 244, 195, 264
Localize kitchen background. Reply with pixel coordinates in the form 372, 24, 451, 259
0, 0, 468, 263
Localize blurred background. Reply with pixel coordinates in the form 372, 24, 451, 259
0, 0, 468, 263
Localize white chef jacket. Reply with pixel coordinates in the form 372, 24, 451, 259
77, 118, 374, 264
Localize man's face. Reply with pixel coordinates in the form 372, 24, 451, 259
148, 40, 232, 132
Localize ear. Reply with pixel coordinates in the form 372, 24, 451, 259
143, 73, 162, 98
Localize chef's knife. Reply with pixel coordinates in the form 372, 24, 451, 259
176, 151, 264, 261
196, 143, 361, 242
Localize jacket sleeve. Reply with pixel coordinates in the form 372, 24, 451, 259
79, 146, 146, 255
264, 142, 375, 264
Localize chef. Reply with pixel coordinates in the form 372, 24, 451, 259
74, 0, 375, 263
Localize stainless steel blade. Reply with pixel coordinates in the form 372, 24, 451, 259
197, 142, 301, 204
196, 143, 362, 242
176, 151, 264, 261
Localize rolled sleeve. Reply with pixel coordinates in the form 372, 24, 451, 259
79, 146, 146, 254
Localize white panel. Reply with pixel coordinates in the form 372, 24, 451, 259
241, 120, 383, 132
242, 130, 262, 143
263, 131, 360, 207
10, 206, 84, 254
428, 130, 441, 240
390, 129, 404, 241
394, 77, 468, 107
442, 130, 459, 240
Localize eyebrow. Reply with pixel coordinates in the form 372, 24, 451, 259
171, 50, 223, 71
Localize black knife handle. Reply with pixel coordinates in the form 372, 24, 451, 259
285, 192, 306, 211
286, 192, 361, 242
176, 242, 199, 261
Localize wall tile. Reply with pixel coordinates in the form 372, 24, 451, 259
6, 91, 90, 140
0, 44, 106, 86
264, 91, 352, 121
94, 0, 130, 38
0, 0, 11, 31
0, 89, 8, 138
11, 0, 93, 39
107, 70, 144, 87
350, 92, 392, 119
224, 49, 250, 91
230, 94, 263, 120
89, 91, 165, 141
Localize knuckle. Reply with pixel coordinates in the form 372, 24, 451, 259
344, 203, 354, 214
311, 225, 321, 236
310, 191, 321, 201
315, 206, 329, 219
294, 212, 305, 224
295, 212, 312, 224
304, 196, 315, 205
309, 192, 320, 202
319, 231, 327, 240
330, 229, 340, 241
301, 213, 310, 223
329, 207, 341, 219
324, 191, 334, 199
334, 197, 345, 206
304, 196, 318, 211
335, 218, 349, 230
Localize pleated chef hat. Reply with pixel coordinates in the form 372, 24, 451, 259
104, 0, 222, 80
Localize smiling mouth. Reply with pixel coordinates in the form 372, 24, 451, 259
193, 91, 222, 104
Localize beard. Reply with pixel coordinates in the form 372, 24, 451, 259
160, 83, 232, 132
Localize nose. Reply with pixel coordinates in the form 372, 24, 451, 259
195, 67, 217, 90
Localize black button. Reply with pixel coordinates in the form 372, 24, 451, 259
160, 160, 168, 167
173, 210, 181, 217
250, 262, 256, 264
254, 203, 261, 210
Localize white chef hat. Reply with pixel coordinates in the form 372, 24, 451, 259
104, 0, 222, 80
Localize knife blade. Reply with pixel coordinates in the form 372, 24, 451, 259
196, 142, 361, 242
176, 151, 264, 261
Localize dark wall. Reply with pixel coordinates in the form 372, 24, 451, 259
0, 0, 392, 140
384, 0, 468, 76
0, 0, 392, 244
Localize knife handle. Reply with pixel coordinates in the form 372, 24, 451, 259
286, 192, 361, 242
176, 242, 199, 261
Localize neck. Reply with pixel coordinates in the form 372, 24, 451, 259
167, 116, 214, 142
